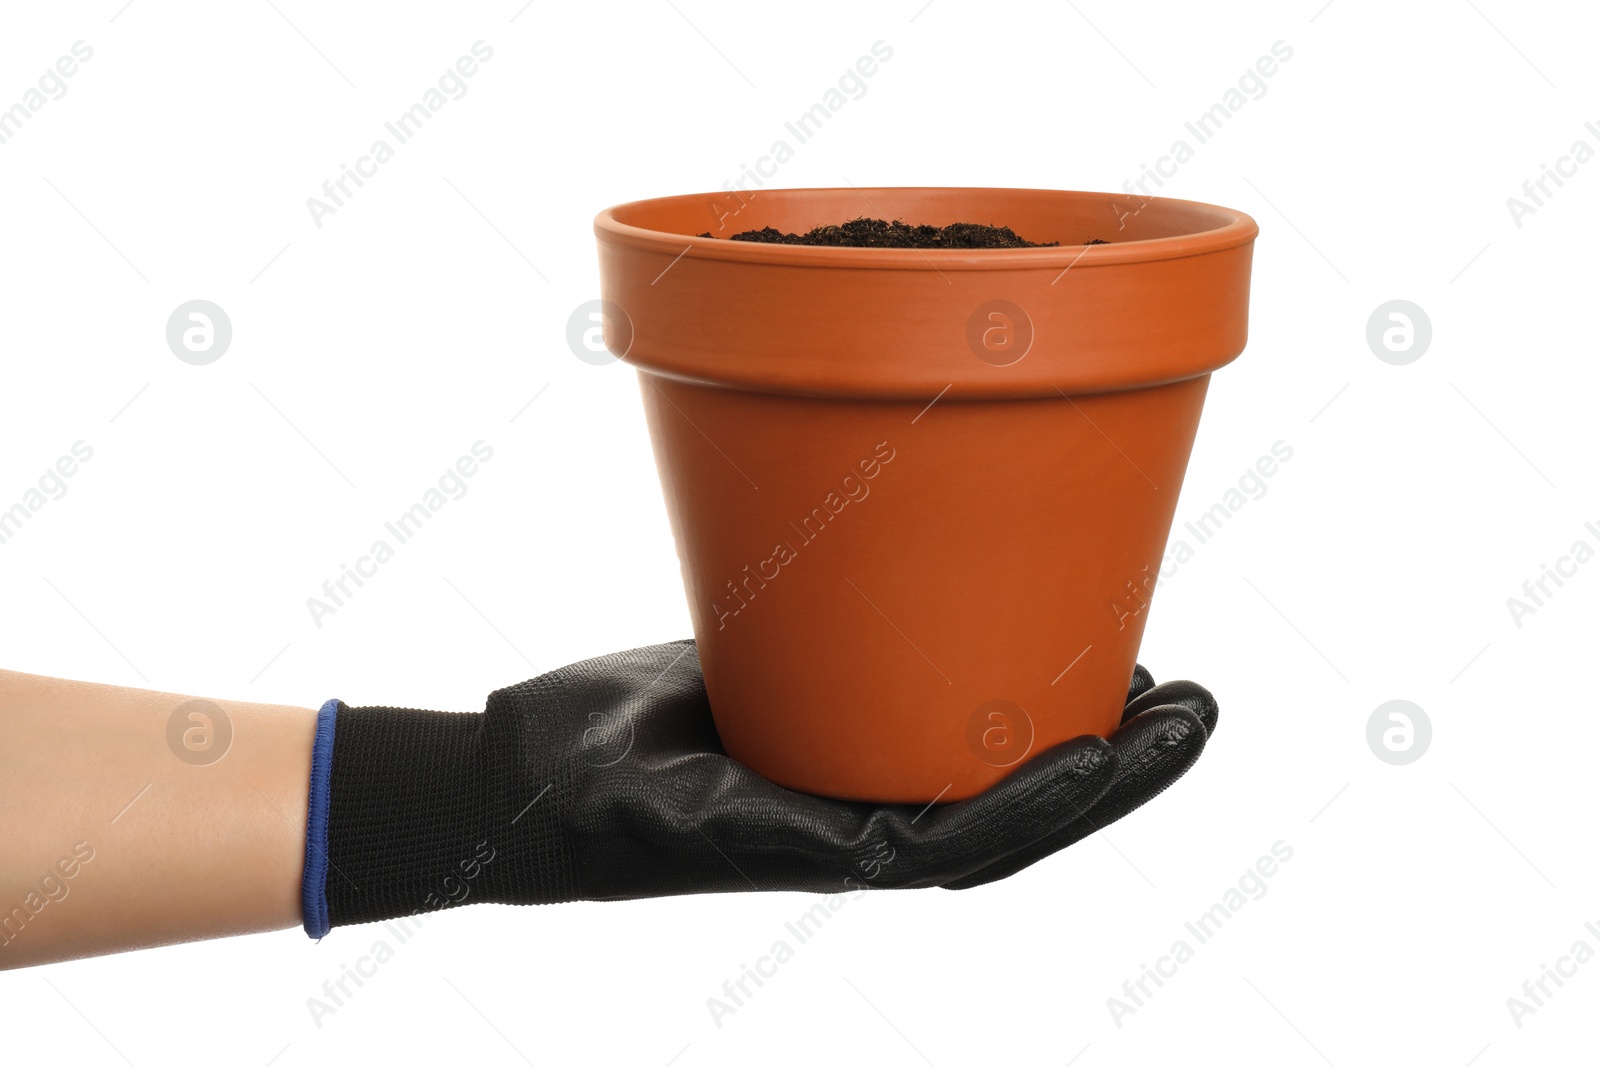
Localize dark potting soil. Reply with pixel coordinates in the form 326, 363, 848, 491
696, 218, 1106, 249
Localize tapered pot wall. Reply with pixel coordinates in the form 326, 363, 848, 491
596, 187, 1257, 802
639, 374, 1209, 801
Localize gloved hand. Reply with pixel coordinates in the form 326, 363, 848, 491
301, 640, 1217, 935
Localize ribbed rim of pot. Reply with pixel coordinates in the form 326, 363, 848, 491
595, 187, 1257, 269
593, 187, 1259, 400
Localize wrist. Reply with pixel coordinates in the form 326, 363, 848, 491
305, 702, 495, 932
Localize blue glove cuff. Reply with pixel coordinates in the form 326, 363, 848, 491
302, 699, 340, 939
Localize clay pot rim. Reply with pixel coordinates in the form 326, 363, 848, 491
595, 186, 1258, 271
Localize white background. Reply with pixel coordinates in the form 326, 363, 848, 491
2, 1, 1597, 1063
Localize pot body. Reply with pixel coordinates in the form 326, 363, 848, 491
596, 188, 1256, 802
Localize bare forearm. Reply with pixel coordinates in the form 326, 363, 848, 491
0, 669, 316, 969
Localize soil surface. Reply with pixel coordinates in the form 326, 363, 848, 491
697, 218, 1104, 249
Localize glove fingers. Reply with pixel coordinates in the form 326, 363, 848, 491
941, 705, 1207, 890
669, 670, 1203, 893
739, 735, 1120, 892
1127, 663, 1156, 703
1121, 678, 1218, 734
674, 735, 1115, 895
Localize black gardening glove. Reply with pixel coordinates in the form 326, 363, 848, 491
307, 640, 1217, 932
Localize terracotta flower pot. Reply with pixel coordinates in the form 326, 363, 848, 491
594, 187, 1257, 803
